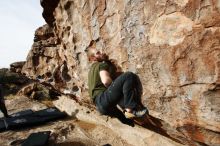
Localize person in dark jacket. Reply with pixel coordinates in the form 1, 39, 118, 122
0, 84, 9, 118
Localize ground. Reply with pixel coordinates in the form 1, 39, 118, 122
0, 96, 131, 146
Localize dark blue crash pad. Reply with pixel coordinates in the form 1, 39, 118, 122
21, 131, 51, 146
11, 109, 34, 118
34, 107, 67, 122
0, 119, 7, 132
0, 107, 67, 132
0, 109, 34, 132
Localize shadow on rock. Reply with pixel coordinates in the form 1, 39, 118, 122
0, 68, 31, 97
134, 114, 191, 145
105, 107, 134, 127
101, 107, 188, 145
56, 141, 87, 146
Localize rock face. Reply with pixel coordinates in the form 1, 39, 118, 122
10, 61, 26, 73
17, 82, 60, 100
22, 0, 220, 145
53, 96, 185, 146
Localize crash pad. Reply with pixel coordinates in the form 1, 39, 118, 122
21, 131, 51, 146
0, 107, 67, 132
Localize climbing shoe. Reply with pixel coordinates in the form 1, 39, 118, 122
124, 107, 148, 119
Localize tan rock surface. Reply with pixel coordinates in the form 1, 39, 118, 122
54, 96, 184, 146
21, 0, 220, 145
0, 96, 131, 146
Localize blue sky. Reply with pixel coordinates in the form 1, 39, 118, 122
0, 1, 45, 68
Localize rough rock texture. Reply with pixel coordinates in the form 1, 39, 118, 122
17, 82, 60, 100
0, 96, 131, 146
10, 61, 26, 73
0, 68, 31, 96
54, 96, 185, 146
21, 0, 220, 145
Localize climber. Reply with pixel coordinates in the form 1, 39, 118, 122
87, 48, 148, 118
0, 84, 9, 118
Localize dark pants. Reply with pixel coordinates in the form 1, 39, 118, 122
95, 72, 143, 115
0, 85, 9, 118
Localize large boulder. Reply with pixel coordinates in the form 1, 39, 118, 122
0, 68, 30, 96
0, 68, 28, 84
22, 0, 220, 145
10, 61, 26, 73
17, 82, 60, 100
40, 0, 59, 26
